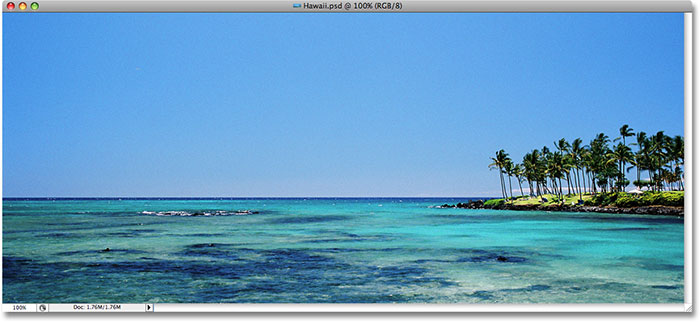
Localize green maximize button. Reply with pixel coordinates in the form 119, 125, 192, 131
30, 2, 37, 10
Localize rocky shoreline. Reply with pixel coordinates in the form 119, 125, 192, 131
438, 200, 683, 216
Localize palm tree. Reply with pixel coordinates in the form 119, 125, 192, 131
673, 166, 684, 191
648, 131, 667, 191
569, 138, 586, 200
488, 125, 683, 201
588, 133, 610, 194
615, 124, 635, 147
554, 138, 572, 195
504, 159, 515, 202
606, 142, 634, 191
631, 131, 647, 188
614, 125, 634, 189
523, 150, 541, 197
540, 146, 551, 195
581, 147, 594, 194
668, 135, 684, 190
514, 163, 525, 197
489, 150, 510, 200
545, 151, 566, 201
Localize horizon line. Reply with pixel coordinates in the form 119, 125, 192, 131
3, 196, 498, 199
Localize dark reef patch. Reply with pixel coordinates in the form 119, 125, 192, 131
412, 248, 552, 265
178, 243, 251, 260
35, 232, 83, 238
467, 290, 495, 301
4, 244, 457, 303
651, 285, 680, 290
459, 254, 527, 263
3, 256, 38, 282
639, 262, 684, 272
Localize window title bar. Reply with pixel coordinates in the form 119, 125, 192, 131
1, 0, 693, 13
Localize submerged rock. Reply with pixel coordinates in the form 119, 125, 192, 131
436, 200, 485, 209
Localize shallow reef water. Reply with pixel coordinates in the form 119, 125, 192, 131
2, 198, 684, 303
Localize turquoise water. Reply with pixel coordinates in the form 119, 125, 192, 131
3, 198, 684, 303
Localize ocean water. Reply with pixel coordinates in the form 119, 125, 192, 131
2, 198, 684, 303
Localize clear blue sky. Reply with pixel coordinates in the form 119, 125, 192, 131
3, 13, 684, 197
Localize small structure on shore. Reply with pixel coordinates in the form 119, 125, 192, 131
629, 188, 644, 195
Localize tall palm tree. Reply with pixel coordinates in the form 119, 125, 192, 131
614, 125, 634, 189
669, 135, 684, 190
523, 150, 541, 197
569, 138, 586, 200
588, 133, 610, 194
540, 146, 551, 195
554, 138, 572, 195
504, 159, 515, 202
606, 142, 634, 191
648, 131, 667, 191
616, 124, 635, 147
489, 150, 510, 200
546, 151, 566, 201
514, 163, 525, 197
631, 131, 648, 188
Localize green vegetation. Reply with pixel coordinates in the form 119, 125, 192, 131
483, 198, 505, 207
490, 193, 593, 207
585, 191, 684, 207
486, 191, 683, 209
489, 124, 684, 205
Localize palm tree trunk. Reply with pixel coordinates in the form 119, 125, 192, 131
499, 170, 506, 200
575, 168, 582, 200
586, 171, 590, 194
518, 178, 524, 197
507, 175, 513, 202
576, 168, 583, 197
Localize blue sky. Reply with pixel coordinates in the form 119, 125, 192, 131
3, 13, 684, 197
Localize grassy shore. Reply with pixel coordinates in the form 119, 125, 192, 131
484, 191, 684, 208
